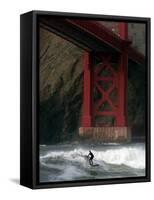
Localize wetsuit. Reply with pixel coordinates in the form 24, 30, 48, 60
88, 151, 94, 166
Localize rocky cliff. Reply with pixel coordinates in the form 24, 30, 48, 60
39, 28, 84, 144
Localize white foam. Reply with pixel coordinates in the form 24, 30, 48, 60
40, 144, 47, 147
40, 144, 145, 169
92, 146, 145, 169
55, 165, 88, 181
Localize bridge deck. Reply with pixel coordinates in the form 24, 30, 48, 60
39, 17, 145, 66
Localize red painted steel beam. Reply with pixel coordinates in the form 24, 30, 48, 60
81, 52, 93, 127
96, 77, 113, 81
93, 54, 119, 126
116, 51, 128, 126
66, 19, 123, 52
95, 111, 116, 116
118, 22, 128, 40
66, 19, 145, 66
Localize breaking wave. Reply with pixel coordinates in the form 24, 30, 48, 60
40, 144, 145, 169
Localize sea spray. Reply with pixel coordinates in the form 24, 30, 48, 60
40, 143, 145, 182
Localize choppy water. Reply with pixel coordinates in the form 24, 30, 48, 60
39, 142, 145, 183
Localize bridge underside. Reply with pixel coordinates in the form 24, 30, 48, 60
39, 16, 145, 142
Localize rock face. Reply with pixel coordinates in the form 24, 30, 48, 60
39, 25, 146, 144
128, 23, 145, 55
39, 28, 84, 144
128, 61, 146, 139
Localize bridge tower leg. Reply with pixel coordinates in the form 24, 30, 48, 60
79, 22, 131, 142
117, 22, 128, 126
116, 50, 128, 126
81, 52, 93, 127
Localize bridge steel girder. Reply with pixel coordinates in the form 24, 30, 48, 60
39, 17, 145, 66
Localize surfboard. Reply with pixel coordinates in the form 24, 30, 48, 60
91, 164, 99, 167
82, 155, 100, 166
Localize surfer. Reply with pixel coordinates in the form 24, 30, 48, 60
88, 150, 94, 166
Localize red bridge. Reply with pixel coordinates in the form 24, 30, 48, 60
40, 17, 145, 142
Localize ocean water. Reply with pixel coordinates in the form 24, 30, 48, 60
39, 142, 145, 183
